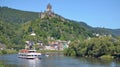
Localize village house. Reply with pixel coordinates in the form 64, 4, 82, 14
44, 40, 70, 50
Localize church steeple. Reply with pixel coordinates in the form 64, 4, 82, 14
46, 3, 52, 12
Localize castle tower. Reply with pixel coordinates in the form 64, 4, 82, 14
40, 3, 55, 18
46, 3, 52, 12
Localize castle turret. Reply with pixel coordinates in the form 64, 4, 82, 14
46, 3, 52, 12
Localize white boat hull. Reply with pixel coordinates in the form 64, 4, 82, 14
18, 50, 42, 59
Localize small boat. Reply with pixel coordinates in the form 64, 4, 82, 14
45, 54, 49, 57
18, 49, 41, 59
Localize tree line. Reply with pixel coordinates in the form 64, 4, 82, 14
64, 36, 120, 59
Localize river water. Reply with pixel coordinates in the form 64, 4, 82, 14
0, 52, 120, 67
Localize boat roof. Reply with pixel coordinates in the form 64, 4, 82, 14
28, 50, 36, 51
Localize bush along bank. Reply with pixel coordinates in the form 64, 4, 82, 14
0, 49, 17, 55
64, 36, 120, 59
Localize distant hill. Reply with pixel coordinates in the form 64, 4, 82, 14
107, 29, 120, 36
0, 6, 120, 49
0, 7, 39, 23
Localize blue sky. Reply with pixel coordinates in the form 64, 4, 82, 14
0, 0, 120, 29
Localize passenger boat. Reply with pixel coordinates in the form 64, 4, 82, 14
18, 49, 41, 59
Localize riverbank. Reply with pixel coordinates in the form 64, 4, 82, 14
0, 49, 63, 55
37, 50, 63, 53
0, 49, 17, 55
0, 62, 3, 67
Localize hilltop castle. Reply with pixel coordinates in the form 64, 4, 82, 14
40, 3, 55, 18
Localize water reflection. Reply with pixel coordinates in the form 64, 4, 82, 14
20, 59, 41, 67
77, 57, 120, 67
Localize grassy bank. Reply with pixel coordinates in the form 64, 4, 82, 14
100, 55, 114, 59
0, 49, 63, 55
0, 49, 17, 55
37, 50, 63, 53
0, 62, 3, 67
0, 64, 3, 67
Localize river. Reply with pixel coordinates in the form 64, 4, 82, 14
0, 52, 120, 67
